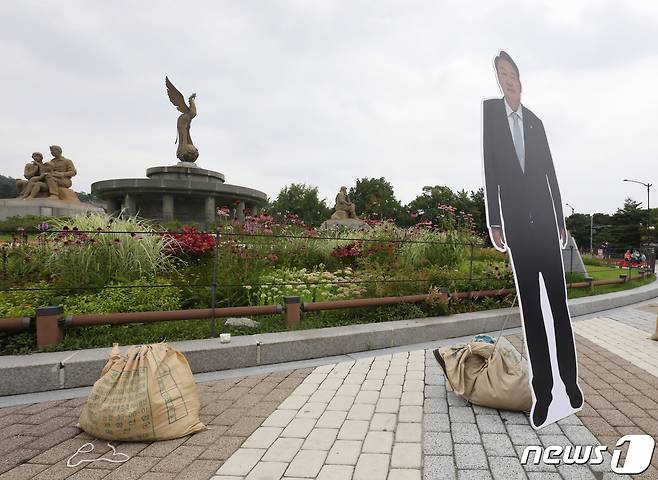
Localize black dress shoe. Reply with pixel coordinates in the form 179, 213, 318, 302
532, 398, 551, 428
565, 384, 583, 409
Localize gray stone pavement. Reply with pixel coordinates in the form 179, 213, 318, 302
423, 349, 627, 480
572, 293, 657, 329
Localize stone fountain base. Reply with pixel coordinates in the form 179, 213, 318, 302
91, 163, 267, 224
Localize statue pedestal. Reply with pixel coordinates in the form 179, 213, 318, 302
0, 198, 104, 220
92, 163, 267, 224
562, 232, 587, 274
320, 218, 370, 231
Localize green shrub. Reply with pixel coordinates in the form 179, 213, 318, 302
353, 259, 430, 298
1, 213, 178, 289
581, 254, 605, 267
44, 214, 177, 288
301, 303, 431, 329
399, 230, 460, 269
350, 223, 481, 270
252, 266, 367, 305
0, 280, 183, 355
449, 295, 515, 314
565, 272, 586, 283
173, 241, 273, 309
269, 235, 337, 270
473, 246, 507, 263
62, 279, 181, 314
0, 279, 181, 317
0, 332, 35, 355
1, 241, 47, 287
0, 215, 50, 233
0, 282, 58, 317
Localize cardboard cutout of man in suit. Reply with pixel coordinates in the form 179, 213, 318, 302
482, 51, 584, 429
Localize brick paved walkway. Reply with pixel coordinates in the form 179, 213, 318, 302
575, 318, 658, 376
0, 368, 312, 479
575, 335, 658, 478
1, 301, 657, 479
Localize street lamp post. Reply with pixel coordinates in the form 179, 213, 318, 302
590, 214, 593, 254
623, 179, 652, 244
566, 203, 575, 216
565, 202, 593, 253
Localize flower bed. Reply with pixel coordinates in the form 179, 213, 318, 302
14, 209, 643, 354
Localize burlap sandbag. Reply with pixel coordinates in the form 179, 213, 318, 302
437, 337, 532, 412
79, 343, 206, 441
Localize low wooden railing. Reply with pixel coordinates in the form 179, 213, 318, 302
0, 272, 646, 348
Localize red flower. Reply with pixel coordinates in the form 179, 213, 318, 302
165, 225, 217, 255
331, 241, 363, 258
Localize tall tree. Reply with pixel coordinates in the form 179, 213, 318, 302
565, 198, 654, 253
611, 198, 644, 248
269, 183, 331, 228
467, 188, 487, 239
348, 177, 407, 223
566, 213, 593, 250
0, 175, 17, 199
406, 185, 486, 237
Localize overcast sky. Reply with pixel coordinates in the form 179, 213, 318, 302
2, 0, 657, 214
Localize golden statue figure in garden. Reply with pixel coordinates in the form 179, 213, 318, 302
166, 76, 199, 163
44, 145, 77, 200
16, 152, 46, 198
331, 186, 358, 220
16, 146, 78, 201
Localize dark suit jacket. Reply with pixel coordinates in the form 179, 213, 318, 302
482, 98, 564, 238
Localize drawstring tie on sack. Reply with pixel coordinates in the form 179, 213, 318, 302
67, 441, 130, 468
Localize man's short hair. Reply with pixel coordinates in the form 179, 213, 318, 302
494, 51, 520, 79
50, 145, 62, 154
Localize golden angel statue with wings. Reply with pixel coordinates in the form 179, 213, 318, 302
166, 76, 199, 163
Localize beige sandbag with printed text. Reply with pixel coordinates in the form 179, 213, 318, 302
436, 337, 532, 411
79, 343, 206, 441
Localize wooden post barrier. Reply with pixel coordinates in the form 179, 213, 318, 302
36, 306, 64, 347
284, 296, 301, 329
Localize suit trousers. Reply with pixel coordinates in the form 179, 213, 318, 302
506, 220, 578, 405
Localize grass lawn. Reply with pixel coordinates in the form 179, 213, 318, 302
585, 264, 645, 281
567, 269, 654, 299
